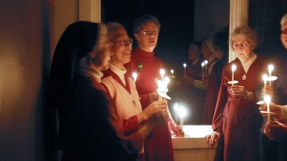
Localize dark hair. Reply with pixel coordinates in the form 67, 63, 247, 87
190, 41, 202, 50
132, 14, 161, 34
212, 26, 229, 55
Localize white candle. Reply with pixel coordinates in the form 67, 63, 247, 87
183, 63, 187, 77
262, 74, 268, 97
204, 60, 208, 72
132, 72, 137, 82
268, 64, 274, 85
178, 106, 187, 128
160, 69, 165, 79
173, 103, 179, 123
264, 95, 271, 122
231, 64, 236, 86
201, 62, 205, 81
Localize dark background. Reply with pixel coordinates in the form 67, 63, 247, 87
102, 0, 195, 78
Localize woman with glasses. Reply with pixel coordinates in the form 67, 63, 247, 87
102, 22, 169, 161
125, 14, 183, 161
49, 21, 168, 161
206, 26, 267, 161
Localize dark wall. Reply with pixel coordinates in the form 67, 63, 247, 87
102, 0, 195, 78
249, 0, 287, 59
0, 0, 55, 161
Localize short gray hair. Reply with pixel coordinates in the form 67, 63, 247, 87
281, 13, 287, 26
230, 26, 258, 49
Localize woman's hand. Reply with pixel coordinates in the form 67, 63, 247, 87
259, 102, 281, 118
149, 91, 159, 102
205, 132, 221, 147
169, 122, 184, 137
230, 85, 252, 99
264, 121, 287, 141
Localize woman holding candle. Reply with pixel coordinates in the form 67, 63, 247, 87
177, 41, 207, 124
207, 26, 267, 161
102, 22, 171, 161
125, 14, 183, 161
49, 21, 168, 161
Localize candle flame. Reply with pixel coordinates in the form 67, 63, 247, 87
268, 64, 274, 72
262, 74, 268, 82
232, 64, 236, 72
204, 60, 208, 65
264, 95, 271, 104
183, 63, 186, 68
164, 76, 170, 84
160, 69, 165, 78
201, 62, 205, 67
178, 106, 187, 118
170, 69, 174, 74
174, 103, 179, 111
132, 72, 137, 81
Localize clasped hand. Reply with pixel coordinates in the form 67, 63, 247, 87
145, 100, 169, 127
230, 85, 248, 98
264, 121, 287, 141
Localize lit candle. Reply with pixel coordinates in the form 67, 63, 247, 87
204, 60, 208, 72
262, 74, 268, 97
201, 62, 205, 81
173, 103, 179, 123
178, 106, 187, 128
157, 80, 164, 101
264, 95, 271, 122
183, 63, 187, 77
132, 72, 137, 82
170, 69, 174, 77
231, 64, 236, 86
268, 64, 274, 85
160, 69, 165, 79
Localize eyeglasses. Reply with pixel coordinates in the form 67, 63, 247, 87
141, 30, 159, 36
232, 42, 249, 49
117, 38, 133, 47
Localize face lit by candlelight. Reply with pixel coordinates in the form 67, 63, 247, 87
231, 35, 254, 63
280, 21, 287, 49
188, 44, 201, 61
134, 21, 159, 52
108, 24, 132, 69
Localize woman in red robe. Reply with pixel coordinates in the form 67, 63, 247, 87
125, 14, 183, 161
207, 26, 268, 161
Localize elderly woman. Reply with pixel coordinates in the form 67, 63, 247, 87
49, 21, 168, 161
102, 22, 170, 160
207, 26, 267, 161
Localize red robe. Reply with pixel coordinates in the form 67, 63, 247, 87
178, 57, 206, 124
212, 55, 267, 161
125, 48, 174, 161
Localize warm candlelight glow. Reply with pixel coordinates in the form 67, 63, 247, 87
264, 95, 271, 122
183, 63, 187, 77
160, 69, 165, 78
262, 74, 268, 97
170, 69, 174, 75
178, 106, 187, 128
231, 64, 236, 85
268, 64, 274, 85
132, 72, 137, 82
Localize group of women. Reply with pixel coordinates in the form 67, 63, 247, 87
48, 12, 287, 161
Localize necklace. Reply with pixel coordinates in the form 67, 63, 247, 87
241, 54, 256, 80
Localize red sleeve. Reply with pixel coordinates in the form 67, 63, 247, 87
122, 115, 140, 135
